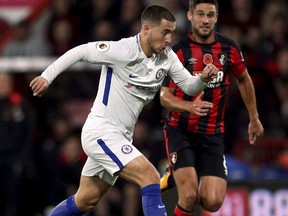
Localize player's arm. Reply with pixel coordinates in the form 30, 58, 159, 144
236, 69, 264, 144
168, 50, 218, 96
30, 44, 91, 97
160, 87, 213, 116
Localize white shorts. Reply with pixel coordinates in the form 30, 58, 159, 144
81, 129, 142, 185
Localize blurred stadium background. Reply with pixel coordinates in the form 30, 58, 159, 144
0, 0, 287, 215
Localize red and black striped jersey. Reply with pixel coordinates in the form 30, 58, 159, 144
162, 32, 246, 135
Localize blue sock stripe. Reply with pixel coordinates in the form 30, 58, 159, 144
67, 195, 83, 214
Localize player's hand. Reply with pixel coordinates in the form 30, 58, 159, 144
248, 119, 264, 145
200, 64, 218, 83
29, 76, 49, 97
187, 91, 213, 116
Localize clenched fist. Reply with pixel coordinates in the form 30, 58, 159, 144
200, 64, 218, 83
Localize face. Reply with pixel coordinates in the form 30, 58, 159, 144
144, 19, 176, 55
187, 3, 218, 40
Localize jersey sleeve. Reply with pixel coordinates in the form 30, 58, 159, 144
41, 40, 127, 84
84, 40, 128, 66
230, 43, 246, 77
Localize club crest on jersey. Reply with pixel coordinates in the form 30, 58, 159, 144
203, 54, 213, 65
170, 152, 177, 164
156, 69, 165, 80
121, 145, 133, 154
218, 53, 227, 65
96, 42, 110, 52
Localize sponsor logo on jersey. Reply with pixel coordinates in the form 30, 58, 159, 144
121, 145, 133, 154
218, 52, 227, 65
124, 83, 161, 94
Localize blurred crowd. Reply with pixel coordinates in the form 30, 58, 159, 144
0, 0, 288, 215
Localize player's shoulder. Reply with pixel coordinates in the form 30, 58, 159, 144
94, 35, 140, 59
112, 35, 138, 52
215, 32, 240, 48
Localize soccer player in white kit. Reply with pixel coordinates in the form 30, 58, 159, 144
30, 5, 218, 216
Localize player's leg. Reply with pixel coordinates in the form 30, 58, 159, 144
198, 176, 226, 212
162, 126, 198, 215
197, 133, 228, 212
119, 155, 167, 216
49, 175, 111, 215
82, 128, 167, 216
173, 166, 198, 216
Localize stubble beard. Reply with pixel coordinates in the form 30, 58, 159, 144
193, 26, 213, 40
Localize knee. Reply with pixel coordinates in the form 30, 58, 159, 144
178, 189, 198, 209
200, 195, 224, 212
184, 191, 198, 207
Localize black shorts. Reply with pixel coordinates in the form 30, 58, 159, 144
164, 126, 228, 180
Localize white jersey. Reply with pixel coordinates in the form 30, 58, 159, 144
41, 34, 206, 138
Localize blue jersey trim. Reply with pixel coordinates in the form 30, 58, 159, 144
102, 67, 113, 106
97, 139, 124, 169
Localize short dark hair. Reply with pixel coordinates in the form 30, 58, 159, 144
141, 5, 176, 25
189, 0, 219, 13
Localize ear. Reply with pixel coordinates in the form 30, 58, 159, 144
142, 23, 151, 36
187, 10, 193, 22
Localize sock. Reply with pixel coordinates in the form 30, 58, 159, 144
174, 204, 193, 216
141, 184, 167, 216
49, 195, 84, 216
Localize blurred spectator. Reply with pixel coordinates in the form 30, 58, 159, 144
35, 113, 74, 211
218, 0, 261, 37
46, 0, 81, 56
273, 46, 288, 135
79, 0, 120, 41
259, 0, 288, 76
260, 0, 288, 41
118, 0, 145, 38
42, 130, 87, 216
90, 20, 118, 41
0, 72, 36, 216
0, 17, 9, 40
2, 20, 51, 57
58, 133, 86, 198
218, 0, 262, 64
126, 20, 141, 38
163, 0, 187, 34
49, 19, 75, 56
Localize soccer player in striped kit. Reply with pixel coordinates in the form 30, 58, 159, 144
30, 4, 218, 216
160, 0, 264, 215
